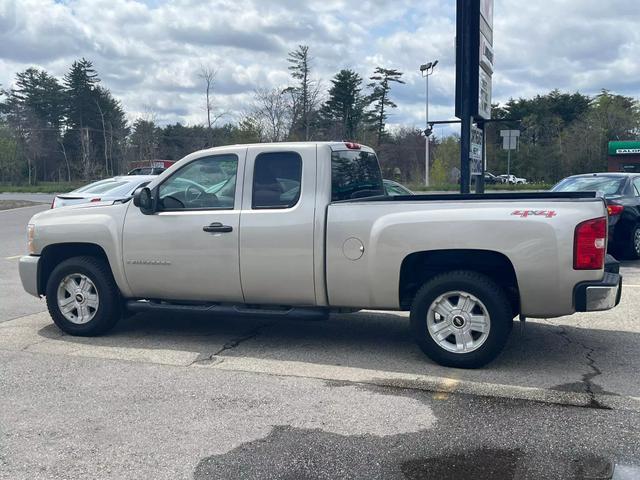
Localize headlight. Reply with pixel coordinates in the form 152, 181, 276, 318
27, 224, 35, 254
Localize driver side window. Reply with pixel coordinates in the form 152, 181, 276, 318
158, 154, 238, 210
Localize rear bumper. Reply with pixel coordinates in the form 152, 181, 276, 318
19, 255, 40, 297
574, 268, 622, 312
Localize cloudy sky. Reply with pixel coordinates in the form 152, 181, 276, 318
1, 0, 638, 136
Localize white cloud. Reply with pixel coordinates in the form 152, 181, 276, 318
0, 0, 638, 130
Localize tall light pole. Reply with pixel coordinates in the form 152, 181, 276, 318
420, 60, 438, 187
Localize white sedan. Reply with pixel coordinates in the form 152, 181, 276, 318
52, 176, 155, 208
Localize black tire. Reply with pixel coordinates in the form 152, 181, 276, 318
625, 224, 640, 260
410, 270, 513, 369
45, 256, 122, 336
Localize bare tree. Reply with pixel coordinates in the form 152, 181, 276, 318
198, 65, 217, 130
252, 88, 292, 142
96, 98, 110, 176
57, 137, 71, 182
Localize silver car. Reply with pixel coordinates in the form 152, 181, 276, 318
52, 176, 155, 208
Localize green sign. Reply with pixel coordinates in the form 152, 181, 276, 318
608, 141, 640, 156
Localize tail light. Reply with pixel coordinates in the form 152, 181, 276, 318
50, 198, 55, 209
344, 142, 361, 150
574, 217, 606, 270
90, 198, 102, 203
607, 204, 624, 216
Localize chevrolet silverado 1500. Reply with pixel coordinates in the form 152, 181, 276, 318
19, 142, 622, 368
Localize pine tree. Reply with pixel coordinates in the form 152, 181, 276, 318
64, 58, 100, 131
367, 67, 405, 145
5, 68, 66, 182
320, 69, 369, 140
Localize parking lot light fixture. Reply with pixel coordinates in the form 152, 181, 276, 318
420, 60, 438, 187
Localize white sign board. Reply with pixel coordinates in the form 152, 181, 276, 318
478, 69, 492, 120
480, 34, 494, 74
470, 125, 483, 175
481, 0, 494, 29
477, 0, 494, 120
500, 130, 520, 150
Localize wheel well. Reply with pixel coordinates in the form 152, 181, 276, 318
38, 243, 110, 295
399, 250, 520, 313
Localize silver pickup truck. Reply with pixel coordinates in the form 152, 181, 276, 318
19, 142, 622, 368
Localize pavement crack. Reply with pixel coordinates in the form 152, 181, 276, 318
544, 320, 610, 410
19, 337, 50, 351
191, 322, 274, 366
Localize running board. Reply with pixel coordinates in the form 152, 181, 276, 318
125, 300, 329, 321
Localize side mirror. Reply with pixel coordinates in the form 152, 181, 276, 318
133, 187, 155, 215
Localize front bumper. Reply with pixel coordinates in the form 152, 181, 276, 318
574, 270, 622, 312
19, 255, 40, 297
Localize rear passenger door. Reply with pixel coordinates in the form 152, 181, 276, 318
239, 145, 317, 305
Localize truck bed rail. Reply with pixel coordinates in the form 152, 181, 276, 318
338, 191, 599, 203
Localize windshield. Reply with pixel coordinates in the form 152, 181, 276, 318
552, 176, 625, 196
331, 150, 384, 201
72, 179, 118, 193
73, 180, 131, 195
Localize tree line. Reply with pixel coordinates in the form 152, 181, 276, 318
429, 90, 640, 186
1, 46, 638, 186
0, 46, 407, 184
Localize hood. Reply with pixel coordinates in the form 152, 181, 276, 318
29, 198, 130, 224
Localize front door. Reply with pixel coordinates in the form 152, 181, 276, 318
122, 148, 246, 302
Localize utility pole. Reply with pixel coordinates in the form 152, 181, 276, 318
420, 61, 438, 187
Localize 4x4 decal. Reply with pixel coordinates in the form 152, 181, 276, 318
511, 210, 557, 218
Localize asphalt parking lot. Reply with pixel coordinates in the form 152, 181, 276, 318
1, 202, 640, 479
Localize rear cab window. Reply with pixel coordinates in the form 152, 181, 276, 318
331, 150, 384, 201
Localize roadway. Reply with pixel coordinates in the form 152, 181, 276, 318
1, 201, 639, 479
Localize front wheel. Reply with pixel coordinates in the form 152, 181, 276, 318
45, 256, 122, 336
410, 270, 513, 368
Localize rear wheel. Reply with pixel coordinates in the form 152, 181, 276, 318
45, 256, 122, 336
410, 270, 513, 368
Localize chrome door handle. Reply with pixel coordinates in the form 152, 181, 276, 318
203, 222, 233, 233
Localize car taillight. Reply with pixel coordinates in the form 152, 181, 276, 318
607, 204, 624, 216
574, 217, 606, 270
90, 198, 102, 202
344, 142, 361, 150
50, 198, 55, 209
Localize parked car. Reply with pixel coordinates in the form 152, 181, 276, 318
383, 179, 414, 196
20, 142, 621, 369
552, 173, 640, 258
499, 174, 527, 185
51, 176, 155, 208
127, 167, 166, 175
484, 172, 503, 184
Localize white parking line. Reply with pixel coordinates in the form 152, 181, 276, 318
4, 255, 22, 260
